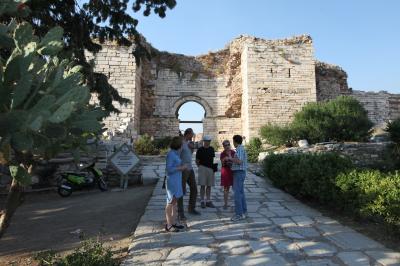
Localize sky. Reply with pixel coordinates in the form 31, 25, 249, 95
132, 0, 400, 133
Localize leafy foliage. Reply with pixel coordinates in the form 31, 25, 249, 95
260, 124, 295, 146
263, 153, 353, 203
387, 118, 400, 144
260, 96, 373, 145
0, 4, 106, 180
245, 137, 263, 163
153, 136, 173, 150
134, 134, 158, 155
34, 239, 118, 266
336, 170, 400, 230
263, 153, 400, 233
0, 0, 176, 113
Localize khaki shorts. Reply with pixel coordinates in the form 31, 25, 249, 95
197, 165, 215, 186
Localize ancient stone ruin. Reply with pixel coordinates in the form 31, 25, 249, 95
86, 34, 400, 143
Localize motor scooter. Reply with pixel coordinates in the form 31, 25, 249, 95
57, 161, 107, 197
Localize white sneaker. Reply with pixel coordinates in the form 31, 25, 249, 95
242, 212, 248, 219
231, 215, 243, 222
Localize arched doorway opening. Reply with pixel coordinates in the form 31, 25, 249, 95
177, 101, 205, 141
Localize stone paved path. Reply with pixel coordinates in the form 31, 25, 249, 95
123, 160, 400, 266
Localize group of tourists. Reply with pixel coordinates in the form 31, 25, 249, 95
164, 128, 248, 232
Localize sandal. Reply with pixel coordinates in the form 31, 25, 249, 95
165, 224, 180, 232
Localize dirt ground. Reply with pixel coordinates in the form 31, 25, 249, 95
0, 183, 155, 265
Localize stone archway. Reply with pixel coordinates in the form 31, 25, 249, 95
173, 95, 213, 118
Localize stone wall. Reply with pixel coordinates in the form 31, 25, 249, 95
315, 61, 350, 101
86, 44, 140, 138
351, 90, 400, 125
242, 35, 317, 138
88, 35, 400, 143
275, 142, 390, 168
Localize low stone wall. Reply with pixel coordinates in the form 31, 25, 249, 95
271, 142, 391, 168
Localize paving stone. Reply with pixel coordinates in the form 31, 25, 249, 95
211, 228, 245, 241
271, 217, 297, 228
271, 208, 296, 216
296, 241, 337, 257
249, 217, 273, 226
326, 231, 384, 250
316, 223, 353, 235
296, 258, 339, 266
122, 248, 170, 265
224, 253, 290, 266
284, 226, 321, 238
219, 240, 251, 255
123, 160, 399, 265
270, 239, 302, 255
169, 230, 214, 246
365, 251, 400, 266
292, 216, 314, 226
247, 226, 285, 241
164, 246, 217, 265
258, 208, 277, 217
248, 187, 267, 193
284, 231, 305, 239
129, 233, 168, 251
247, 212, 264, 218
249, 240, 274, 254
337, 251, 371, 266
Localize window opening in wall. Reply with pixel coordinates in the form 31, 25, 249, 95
288, 68, 291, 78
178, 101, 205, 140
270, 68, 273, 77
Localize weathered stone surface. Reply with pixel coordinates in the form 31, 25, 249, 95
366, 251, 400, 266
249, 240, 274, 254
296, 241, 337, 257
169, 230, 214, 246
122, 159, 399, 266
164, 246, 217, 265
326, 231, 384, 250
224, 253, 290, 266
219, 240, 252, 255
337, 251, 371, 266
296, 258, 339, 266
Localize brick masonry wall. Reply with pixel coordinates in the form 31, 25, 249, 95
88, 35, 400, 142
242, 36, 317, 138
86, 44, 140, 138
351, 90, 400, 124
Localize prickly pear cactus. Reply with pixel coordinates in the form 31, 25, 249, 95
0, 0, 106, 184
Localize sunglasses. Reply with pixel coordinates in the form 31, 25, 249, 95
223, 143, 230, 147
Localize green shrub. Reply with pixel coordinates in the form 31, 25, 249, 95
260, 96, 373, 145
245, 137, 263, 163
260, 124, 295, 146
336, 170, 400, 229
292, 96, 373, 143
134, 134, 158, 155
35, 239, 118, 266
153, 136, 173, 150
263, 153, 353, 203
387, 118, 400, 144
263, 152, 400, 233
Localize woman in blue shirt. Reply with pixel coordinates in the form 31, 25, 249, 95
165, 136, 187, 232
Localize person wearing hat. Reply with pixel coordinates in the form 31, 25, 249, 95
196, 135, 216, 208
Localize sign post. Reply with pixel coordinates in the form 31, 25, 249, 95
109, 143, 140, 189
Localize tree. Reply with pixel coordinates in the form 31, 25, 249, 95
0, 0, 176, 237
1, 0, 177, 113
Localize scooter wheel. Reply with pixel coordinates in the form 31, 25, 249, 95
98, 179, 108, 191
58, 187, 72, 197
